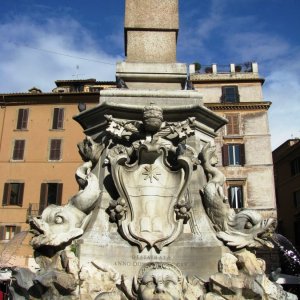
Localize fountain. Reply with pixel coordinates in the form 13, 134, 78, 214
9, 1, 298, 299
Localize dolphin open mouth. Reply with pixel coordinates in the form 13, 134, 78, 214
29, 217, 47, 235
258, 218, 277, 239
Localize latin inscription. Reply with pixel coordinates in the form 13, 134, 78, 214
114, 260, 189, 268
132, 255, 172, 260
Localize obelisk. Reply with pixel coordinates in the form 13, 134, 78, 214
116, 0, 187, 89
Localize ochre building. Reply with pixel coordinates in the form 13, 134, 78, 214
0, 63, 276, 268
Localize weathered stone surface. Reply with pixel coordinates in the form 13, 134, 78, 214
126, 31, 177, 63
209, 251, 298, 300
219, 253, 239, 276
125, 0, 178, 63
79, 261, 122, 299
125, 0, 178, 30
116, 62, 187, 90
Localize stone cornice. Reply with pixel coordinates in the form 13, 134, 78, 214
190, 73, 265, 84
204, 102, 271, 111
0, 92, 99, 105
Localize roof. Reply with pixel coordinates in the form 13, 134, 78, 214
273, 139, 300, 162
55, 79, 116, 87
0, 80, 117, 96
0, 92, 100, 105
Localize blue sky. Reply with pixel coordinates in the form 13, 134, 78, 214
0, 0, 299, 149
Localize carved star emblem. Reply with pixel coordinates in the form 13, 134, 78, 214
142, 165, 161, 183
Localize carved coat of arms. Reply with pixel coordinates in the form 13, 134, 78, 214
106, 105, 196, 251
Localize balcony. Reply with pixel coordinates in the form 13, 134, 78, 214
26, 203, 45, 222
189, 62, 261, 81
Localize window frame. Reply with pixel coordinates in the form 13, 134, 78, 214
222, 86, 240, 103
0, 225, 21, 240
39, 182, 63, 214
2, 182, 24, 206
222, 144, 245, 166
291, 157, 300, 176
294, 190, 300, 209
16, 108, 29, 130
12, 139, 25, 161
227, 184, 244, 209
49, 139, 62, 161
52, 108, 65, 130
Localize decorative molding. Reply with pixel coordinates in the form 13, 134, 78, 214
205, 102, 271, 111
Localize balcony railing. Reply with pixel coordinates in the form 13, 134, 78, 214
26, 203, 45, 222
190, 62, 257, 75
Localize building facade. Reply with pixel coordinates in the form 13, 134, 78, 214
0, 80, 114, 268
0, 63, 277, 268
190, 62, 276, 216
273, 139, 300, 251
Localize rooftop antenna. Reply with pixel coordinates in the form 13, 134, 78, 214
72, 65, 84, 79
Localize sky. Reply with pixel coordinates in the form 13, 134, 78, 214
0, 0, 299, 149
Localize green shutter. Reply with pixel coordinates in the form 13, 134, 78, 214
56, 183, 63, 205
52, 108, 59, 129
0, 226, 5, 240
222, 145, 229, 166
240, 144, 246, 166
17, 183, 24, 207
39, 183, 48, 214
2, 183, 10, 206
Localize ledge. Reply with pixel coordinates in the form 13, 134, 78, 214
205, 102, 271, 110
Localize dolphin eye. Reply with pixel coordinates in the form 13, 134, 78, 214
55, 216, 64, 224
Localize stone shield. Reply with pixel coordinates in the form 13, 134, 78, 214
109, 143, 192, 251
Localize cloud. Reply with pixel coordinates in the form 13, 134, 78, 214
178, 0, 226, 61
264, 55, 300, 149
224, 32, 290, 63
179, 0, 299, 150
0, 16, 121, 93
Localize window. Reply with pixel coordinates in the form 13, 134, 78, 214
228, 185, 243, 208
2, 183, 24, 206
49, 139, 62, 160
0, 225, 21, 240
295, 221, 300, 246
16, 108, 29, 130
222, 86, 239, 103
12, 140, 25, 160
225, 114, 240, 135
291, 157, 300, 176
39, 183, 63, 213
222, 144, 245, 166
52, 108, 64, 130
294, 190, 300, 209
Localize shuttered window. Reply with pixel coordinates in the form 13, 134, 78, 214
222, 144, 245, 166
12, 140, 25, 160
294, 190, 300, 208
222, 86, 239, 103
16, 109, 29, 130
0, 225, 21, 240
49, 139, 62, 160
39, 183, 63, 214
291, 157, 300, 176
2, 183, 24, 206
225, 114, 240, 135
52, 108, 64, 130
